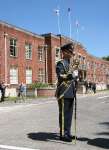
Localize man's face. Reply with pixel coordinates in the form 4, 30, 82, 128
63, 50, 75, 59
63, 51, 75, 59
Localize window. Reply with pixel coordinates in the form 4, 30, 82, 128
26, 68, 32, 84
10, 38, 17, 57
55, 47, 60, 62
38, 68, 45, 83
79, 55, 82, 62
87, 61, 90, 69
83, 57, 86, 64
94, 62, 97, 69
25, 43, 32, 59
38, 46, 44, 61
10, 67, 18, 84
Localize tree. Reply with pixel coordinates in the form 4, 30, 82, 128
102, 56, 109, 61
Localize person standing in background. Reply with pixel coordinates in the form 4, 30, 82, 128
0, 81, 6, 102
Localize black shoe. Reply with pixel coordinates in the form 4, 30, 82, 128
59, 136, 63, 140
68, 134, 73, 139
68, 135, 77, 140
62, 135, 72, 142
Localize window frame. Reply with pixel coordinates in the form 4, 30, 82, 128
25, 43, 32, 60
10, 38, 18, 57
38, 68, 45, 83
38, 46, 44, 62
55, 47, 61, 63
10, 67, 18, 84
26, 68, 32, 84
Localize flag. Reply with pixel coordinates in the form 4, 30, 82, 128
75, 20, 79, 28
68, 8, 71, 12
54, 9, 60, 16
54, 8, 61, 34
75, 20, 85, 30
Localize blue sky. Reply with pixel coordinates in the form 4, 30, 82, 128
0, 0, 109, 57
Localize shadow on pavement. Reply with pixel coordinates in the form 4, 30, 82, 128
28, 132, 109, 148
99, 122, 109, 125
86, 121, 109, 149
27, 132, 60, 141
28, 132, 76, 145
96, 132, 109, 136
78, 137, 109, 149
99, 122, 109, 129
87, 138, 109, 149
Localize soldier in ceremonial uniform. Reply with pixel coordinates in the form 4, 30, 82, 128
56, 42, 79, 142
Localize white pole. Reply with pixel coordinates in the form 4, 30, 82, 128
74, 20, 79, 55
68, 8, 72, 39
54, 9, 61, 35
57, 14, 61, 34
76, 20, 79, 41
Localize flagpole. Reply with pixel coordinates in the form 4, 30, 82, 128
57, 12, 61, 34
76, 20, 79, 42
54, 9, 61, 35
68, 8, 72, 39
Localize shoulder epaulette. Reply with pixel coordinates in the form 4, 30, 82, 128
56, 59, 63, 65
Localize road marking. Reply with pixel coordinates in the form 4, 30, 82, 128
0, 144, 40, 150
97, 96, 109, 99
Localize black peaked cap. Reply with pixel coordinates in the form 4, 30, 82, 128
61, 42, 74, 54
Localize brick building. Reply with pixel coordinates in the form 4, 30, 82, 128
0, 21, 109, 90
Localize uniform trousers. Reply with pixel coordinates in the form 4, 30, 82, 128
58, 98, 74, 137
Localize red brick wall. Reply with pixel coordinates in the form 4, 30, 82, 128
44, 34, 60, 84
0, 25, 5, 81
37, 88, 55, 97
0, 23, 44, 84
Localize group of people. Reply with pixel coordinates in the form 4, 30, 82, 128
0, 82, 26, 103
84, 81, 96, 94
15, 82, 26, 103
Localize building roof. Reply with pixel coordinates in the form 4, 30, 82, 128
41, 33, 60, 39
0, 20, 44, 39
